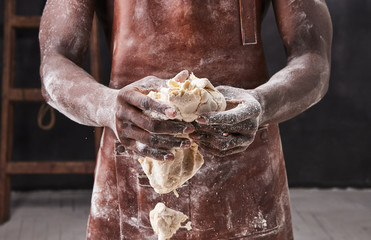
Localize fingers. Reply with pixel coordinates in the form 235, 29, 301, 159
199, 86, 262, 125
172, 70, 190, 83
193, 118, 258, 135
191, 132, 254, 151
116, 101, 193, 160
120, 138, 174, 161
116, 99, 194, 135
120, 89, 177, 118
198, 102, 261, 125
199, 141, 248, 157
118, 121, 191, 150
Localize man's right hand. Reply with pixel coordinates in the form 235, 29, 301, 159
115, 73, 194, 161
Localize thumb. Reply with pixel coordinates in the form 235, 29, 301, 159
172, 70, 190, 83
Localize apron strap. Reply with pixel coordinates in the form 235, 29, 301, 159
239, 0, 258, 45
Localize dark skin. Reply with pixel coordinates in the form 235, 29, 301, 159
40, 0, 332, 160
114, 72, 194, 161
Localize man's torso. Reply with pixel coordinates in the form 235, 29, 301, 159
87, 1, 294, 239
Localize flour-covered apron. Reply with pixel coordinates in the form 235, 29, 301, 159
101, 124, 293, 239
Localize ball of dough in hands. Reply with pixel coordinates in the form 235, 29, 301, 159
147, 72, 227, 122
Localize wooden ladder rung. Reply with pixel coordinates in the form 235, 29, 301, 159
10, 16, 40, 28
6, 161, 96, 174
6, 88, 43, 102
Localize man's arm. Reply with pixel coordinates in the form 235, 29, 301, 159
253, 0, 332, 125
39, 0, 193, 160
191, 0, 332, 156
39, 0, 117, 129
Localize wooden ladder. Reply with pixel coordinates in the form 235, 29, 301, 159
0, 0, 102, 223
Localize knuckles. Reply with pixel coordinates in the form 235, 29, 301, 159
117, 87, 131, 101
117, 123, 131, 140
138, 96, 151, 110
115, 108, 126, 120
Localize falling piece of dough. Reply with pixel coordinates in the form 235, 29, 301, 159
139, 72, 226, 194
150, 203, 192, 240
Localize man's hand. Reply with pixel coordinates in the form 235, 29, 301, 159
190, 86, 261, 157
115, 72, 195, 161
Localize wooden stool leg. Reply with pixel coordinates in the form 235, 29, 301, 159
0, 100, 14, 225
0, 102, 14, 224
0, 176, 11, 224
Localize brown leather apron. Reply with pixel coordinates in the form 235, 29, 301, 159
87, 0, 293, 239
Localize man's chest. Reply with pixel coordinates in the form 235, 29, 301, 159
115, 0, 268, 44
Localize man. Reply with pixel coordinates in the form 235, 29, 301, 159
39, 0, 332, 239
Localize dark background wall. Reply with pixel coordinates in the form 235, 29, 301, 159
0, 0, 370, 190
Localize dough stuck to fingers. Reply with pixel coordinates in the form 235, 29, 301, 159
139, 71, 226, 194
150, 202, 192, 240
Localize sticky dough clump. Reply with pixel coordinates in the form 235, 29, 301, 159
150, 202, 192, 240
138, 139, 203, 194
147, 73, 227, 122
139, 72, 226, 195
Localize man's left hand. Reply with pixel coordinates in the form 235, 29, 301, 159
189, 85, 262, 157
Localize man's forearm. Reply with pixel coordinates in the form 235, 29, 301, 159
41, 54, 118, 130
252, 52, 330, 125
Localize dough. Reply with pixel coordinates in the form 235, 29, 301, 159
150, 202, 192, 240
138, 139, 203, 194
139, 72, 226, 194
147, 72, 226, 122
